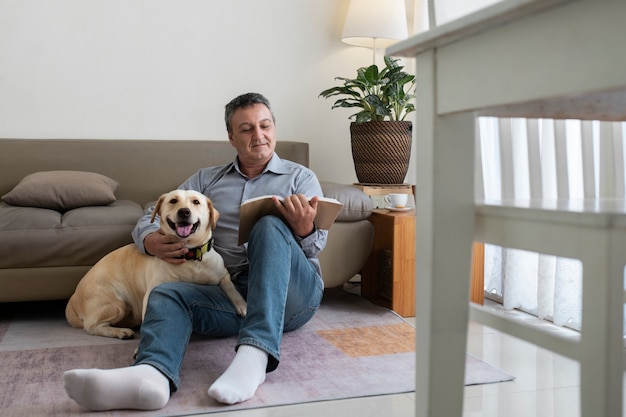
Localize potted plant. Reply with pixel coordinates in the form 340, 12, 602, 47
319, 56, 416, 184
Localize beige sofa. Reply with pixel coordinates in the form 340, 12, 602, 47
0, 139, 374, 303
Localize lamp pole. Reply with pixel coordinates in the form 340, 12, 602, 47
372, 37, 377, 66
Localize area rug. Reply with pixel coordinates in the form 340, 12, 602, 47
0, 288, 513, 417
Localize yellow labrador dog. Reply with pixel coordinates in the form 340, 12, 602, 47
65, 190, 247, 339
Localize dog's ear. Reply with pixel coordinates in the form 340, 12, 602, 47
206, 197, 219, 230
150, 194, 167, 223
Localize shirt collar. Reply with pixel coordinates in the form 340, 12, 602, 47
232, 153, 289, 177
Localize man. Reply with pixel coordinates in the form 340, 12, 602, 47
63, 92, 327, 410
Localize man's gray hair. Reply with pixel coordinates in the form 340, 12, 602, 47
225, 93, 276, 133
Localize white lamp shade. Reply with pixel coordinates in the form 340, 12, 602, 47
341, 0, 408, 49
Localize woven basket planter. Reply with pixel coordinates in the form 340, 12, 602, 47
350, 121, 412, 184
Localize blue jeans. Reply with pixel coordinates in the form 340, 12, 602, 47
133, 216, 324, 391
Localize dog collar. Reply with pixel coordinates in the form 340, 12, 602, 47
182, 237, 214, 261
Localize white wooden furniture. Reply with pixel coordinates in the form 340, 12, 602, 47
388, 1, 626, 416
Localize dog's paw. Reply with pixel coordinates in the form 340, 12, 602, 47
235, 302, 247, 317
86, 325, 135, 340
115, 328, 136, 339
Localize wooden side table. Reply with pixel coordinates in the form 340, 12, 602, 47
354, 183, 484, 311
361, 209, 416, 317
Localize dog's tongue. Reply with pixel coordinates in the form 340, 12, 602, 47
177, 224, 193, 238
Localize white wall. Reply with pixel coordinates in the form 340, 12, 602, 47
0, 0, 418, 185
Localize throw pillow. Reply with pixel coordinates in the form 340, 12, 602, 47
320, 181, 373, 222
2, 170, 119, 211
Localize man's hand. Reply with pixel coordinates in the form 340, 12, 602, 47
273, 194, 319, 237
143, 230, 188, 264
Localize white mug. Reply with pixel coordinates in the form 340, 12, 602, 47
384, 193, 408, 208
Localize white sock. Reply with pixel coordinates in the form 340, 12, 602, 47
208, 344, 268, 404
63, 364, 170, 411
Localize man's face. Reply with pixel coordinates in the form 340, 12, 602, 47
228, 103, 276, 166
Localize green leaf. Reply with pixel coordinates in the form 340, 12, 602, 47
319, 56, 416, 123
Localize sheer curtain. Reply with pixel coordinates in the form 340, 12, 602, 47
478, 118, 626, 332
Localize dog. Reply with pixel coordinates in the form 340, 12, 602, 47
65, 190, 247, 339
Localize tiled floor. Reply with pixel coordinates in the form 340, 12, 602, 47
191, 299, 583, 417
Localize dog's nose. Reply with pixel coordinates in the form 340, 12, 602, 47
178, 208, 191, 219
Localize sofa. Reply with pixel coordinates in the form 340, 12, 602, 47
0, 138, 374, 303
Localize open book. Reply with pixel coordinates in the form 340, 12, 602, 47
238, 195, 343, 245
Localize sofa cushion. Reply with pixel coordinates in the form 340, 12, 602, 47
0, 200, 143, 269
320, 181, 373, 221
2, 170, 119, 211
